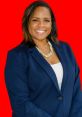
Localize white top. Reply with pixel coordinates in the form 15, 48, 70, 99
50, 62, 63, 90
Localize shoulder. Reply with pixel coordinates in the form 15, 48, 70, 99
59, 40, 71, 49
58, 40, 77, 65
8, 42, 29, 55
59, 40, 80, 74
59, 40, 74, 57
6, 42, 30, 69
59, 40, 79, 69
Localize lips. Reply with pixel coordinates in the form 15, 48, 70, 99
35, 30, 46, 34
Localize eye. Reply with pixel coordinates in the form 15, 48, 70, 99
32, 19, 38, 22
44, 20, 50, 22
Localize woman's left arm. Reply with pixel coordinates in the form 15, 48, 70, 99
65, 43, 82, 117
69, 62, 82, 117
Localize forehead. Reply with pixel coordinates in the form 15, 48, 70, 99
31, 6, 51, 18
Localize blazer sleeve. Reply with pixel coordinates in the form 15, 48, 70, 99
65, 43, 82, 117
4, 51, 52, 117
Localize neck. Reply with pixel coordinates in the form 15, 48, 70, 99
34, 38, 49, 49
35, 40, 53, 58
34, 38, 52, 55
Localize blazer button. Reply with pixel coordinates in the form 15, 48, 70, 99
58, 96, 63, 101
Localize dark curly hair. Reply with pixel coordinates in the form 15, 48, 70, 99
22, 0, 59, 47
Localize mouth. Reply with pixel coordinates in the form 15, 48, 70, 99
35, 30, 46, 34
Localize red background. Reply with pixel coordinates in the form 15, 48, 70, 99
0, 0, 82, 116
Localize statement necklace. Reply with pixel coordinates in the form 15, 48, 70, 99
36, 41, 53, 58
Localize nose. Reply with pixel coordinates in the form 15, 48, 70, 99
38, 21, 45, 27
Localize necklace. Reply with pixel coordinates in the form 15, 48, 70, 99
35, 41, 53, 58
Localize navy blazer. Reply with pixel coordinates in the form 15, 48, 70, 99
5, 40, 82, 117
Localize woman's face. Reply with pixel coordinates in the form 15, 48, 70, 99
28, 6, 52, 41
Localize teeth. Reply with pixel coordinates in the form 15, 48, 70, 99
36, 30, 45, 33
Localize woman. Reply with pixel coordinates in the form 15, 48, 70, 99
5, 0, 82, 117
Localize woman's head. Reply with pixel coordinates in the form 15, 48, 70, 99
22, 0, 58, 46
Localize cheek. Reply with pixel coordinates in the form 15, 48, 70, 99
46, 23, 52, 29
29, 22, 37, 28
47, 25, 52, 32
28, 23, 34, 34
28, 24, 37, 34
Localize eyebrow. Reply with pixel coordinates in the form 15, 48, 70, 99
32, 17, 51, 19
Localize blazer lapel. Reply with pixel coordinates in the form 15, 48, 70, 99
50, 41, 68, 92
28, 40, 68, 93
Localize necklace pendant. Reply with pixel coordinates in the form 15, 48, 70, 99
36, 41, 53, 58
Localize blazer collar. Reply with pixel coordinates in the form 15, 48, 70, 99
28, 40, 68, 94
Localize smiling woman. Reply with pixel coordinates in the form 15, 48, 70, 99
5, 0, 82, 117
22, 0, 58, 47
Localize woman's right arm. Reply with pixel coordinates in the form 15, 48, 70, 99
4, 51, 52, 117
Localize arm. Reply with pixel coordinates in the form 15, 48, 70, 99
64, 43, 82, 117
4, 51, 52, 117
69, 62, 82, 117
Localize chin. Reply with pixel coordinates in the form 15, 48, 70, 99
34, 35, 48, 40
36, 38, 47, 41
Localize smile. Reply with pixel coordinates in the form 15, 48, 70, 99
36, 30, 46, 34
